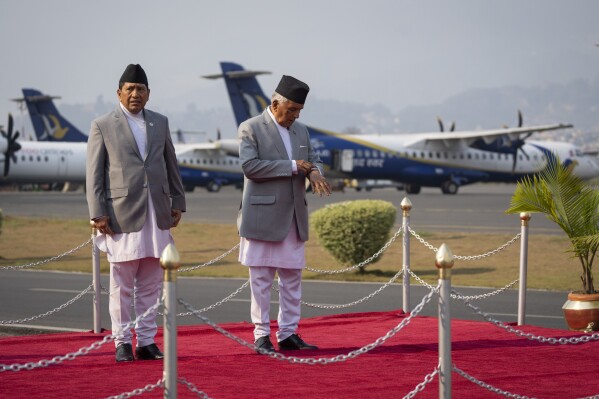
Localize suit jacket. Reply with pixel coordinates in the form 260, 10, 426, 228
86, 106, 186, 234
237, 109, 322, 242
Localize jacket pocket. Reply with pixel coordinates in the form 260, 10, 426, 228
250, 195, 275, 205
106, 187, 128, 199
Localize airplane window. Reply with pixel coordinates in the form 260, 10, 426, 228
436, 152, 441, 159
459, 154, 464, 159
37, 156, 41, 162
44, 156, 49, 162
61, 156, 65, 162
489, 154, 494, 160
412, 152, 416, 158
21, 155, 25, 161
356, 150, 363, 157
29, 156, 33, 161
482, 154, 486, 160
209, 159, 213, 164
380, 152, 385, 158
475, 154, 479, 160
203, 159, 207, 164
444, 152, 448, 159
467, 154, 471, 159
451, 154, 456, 159
428, 152, 433, 158
420, 152, 424, 158
519, 155, 523, 161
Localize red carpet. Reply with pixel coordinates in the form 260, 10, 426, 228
1, 310, 598, 398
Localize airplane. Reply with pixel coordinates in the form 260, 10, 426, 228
203, 61, 599, 194
3, 89, 244, 192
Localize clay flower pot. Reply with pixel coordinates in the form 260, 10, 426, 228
562, 292, 599, 331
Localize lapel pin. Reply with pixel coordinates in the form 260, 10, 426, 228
149, 122, 154, 127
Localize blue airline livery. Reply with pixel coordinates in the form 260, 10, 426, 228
204, 62, 599, 194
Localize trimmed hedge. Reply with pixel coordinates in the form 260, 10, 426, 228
311, 200, 397, 272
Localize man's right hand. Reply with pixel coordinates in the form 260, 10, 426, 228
92, 216, 114, 235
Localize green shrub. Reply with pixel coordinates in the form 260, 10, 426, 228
311, 200, 397, 272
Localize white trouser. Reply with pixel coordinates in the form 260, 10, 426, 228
249, 266, 302, 342
109, 257, 163, 348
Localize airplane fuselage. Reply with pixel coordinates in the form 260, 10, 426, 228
0, 141, 244, 190
309, 128, 599, 189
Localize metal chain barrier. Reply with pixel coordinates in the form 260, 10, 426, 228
159, 280, 250, 317
292, 269, 403, 309
0, 298, 163, 372
306, 226, 403, 274
177, 243, 240, 273
0, 238, 93, 270
178, 284, 438, 365
456, 290, 599, 344
408, 269, 519, 301
0, 284, 92, 325
409, 227, 521, 260
453, 364, 536, 399
104, 378, 164, 399
402, 364, 439, 399
178, 377, 214, 399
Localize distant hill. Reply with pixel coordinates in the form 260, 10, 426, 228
12, 75, 599, 151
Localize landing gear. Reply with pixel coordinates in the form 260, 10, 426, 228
441, 181, 459, 195
206, 181, 221, 193
405, 184, 421, 194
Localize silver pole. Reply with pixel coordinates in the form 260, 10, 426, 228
161, 244, 181, 399
518, 213, 531, 326
401, 197, 412, 313
437, 243, 454, 399
91, 225, 101, 334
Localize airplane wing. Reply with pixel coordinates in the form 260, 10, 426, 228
402, 123, 573, 148
174, 139, 240, 157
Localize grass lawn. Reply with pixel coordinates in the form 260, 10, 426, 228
0, 216, 582, 292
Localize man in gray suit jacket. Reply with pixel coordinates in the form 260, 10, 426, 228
237, 75, 331, 353
86, 64, 185, 362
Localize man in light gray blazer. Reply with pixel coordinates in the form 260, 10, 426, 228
237, 75, 331, 353
86, 64, 185, 362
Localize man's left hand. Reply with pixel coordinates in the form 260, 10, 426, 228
309, 171, 332, 196
171, 209, 182, 227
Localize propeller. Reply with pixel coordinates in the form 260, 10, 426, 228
509, 110, 531, 173
1, 113, 22, 177
436, 116, 455, 132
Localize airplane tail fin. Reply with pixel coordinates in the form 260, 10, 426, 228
202, 62, 271, 126
21, 88, 88, 142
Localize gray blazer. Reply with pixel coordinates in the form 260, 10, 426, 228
237, 109, 322, 242
86, 106, 186, 234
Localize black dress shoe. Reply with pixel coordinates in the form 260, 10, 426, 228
278, 334, 318, 350
254, 336, 275, 354
135, 343, 164, 360
115, 343, 134, 362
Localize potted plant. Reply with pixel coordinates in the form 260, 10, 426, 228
505, 156, 599, 331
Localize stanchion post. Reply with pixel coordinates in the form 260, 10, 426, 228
90, 223, 101, 334
436, 243, 454, 399
518, 212, 531, 326
160, 244, 181, 399
401, 197, 412, 313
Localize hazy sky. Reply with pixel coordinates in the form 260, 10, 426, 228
1, 1, 598, 130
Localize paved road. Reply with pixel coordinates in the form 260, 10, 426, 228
0, 270, 568, 335
0, 184, 561, 234
0, 184, 568, 335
